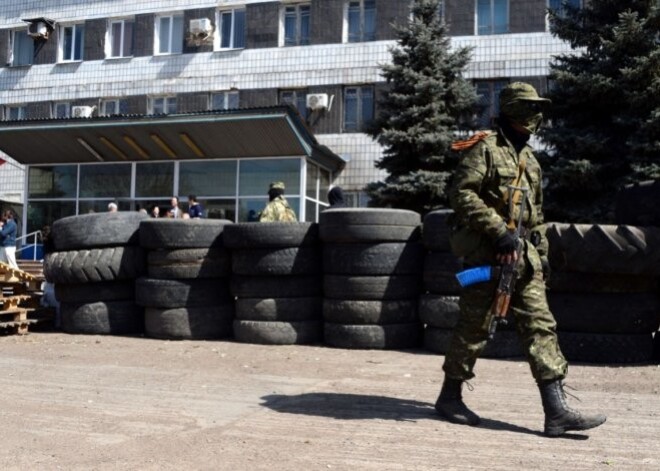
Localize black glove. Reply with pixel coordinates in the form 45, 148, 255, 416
494, 232, 517, 256
541, 258, 551, 281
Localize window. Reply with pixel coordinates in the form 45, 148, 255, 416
10, 29, 33, 66
135, 162, 174, 198
549, 0, 581, 17
346, 0, 376, 43
475, 80, 508, 128
4, 106, 26, 121
60, 24, 85, 61
155, 14, 184, 54
210, 91, 239, 110
477, 0, 509, 35
100, 99, 128, 116
280, 90, 309, 120
343, 85, 374, 132
80, 164, 131, 198
283, 4, 311, 46
107, 19, 134, 58
53, 102, 71, 118
438, 1, 446, 21
217, 9, 246, 49
149, 96, 177, 115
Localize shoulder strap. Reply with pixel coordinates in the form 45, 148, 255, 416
451, 131, 493, 152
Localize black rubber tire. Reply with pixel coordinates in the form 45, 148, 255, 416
147, 248, 231, 279
320, 224, 421, 244
322, 299, 418, 324
223, 223, 319, 249
233, 320, 322, 345
53, 212, 148, 250
558, 331, 654, 364
320, 209, 421, 243
60, 300, 144, 335
235, 297, 322, 322
547, 271, 659, 294
323, 275, 421, 300
44, 247, 146, 284
548, 293, 660, 334
323, 323, 422, 349
423, 209, 453, 252
320, 208, 421, 227
423, 327, 524, 358
546, 223, 660, 275
615, 179, 660, 226
419, 294, 460, 329
139, 219, 233, 249
144, 304, 234, 340
135, 277, 231, 308
232, 247, 321, 275
323, 243, 424, 275
423, 252, 463, 294
55, 281, 135, 303
230, 275, 322, 298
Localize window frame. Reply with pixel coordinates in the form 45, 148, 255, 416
476, 0, 509, 36
9, 28, 33, 67
209, 91, 240, 111
59, 23, 85, 62
344, 0, 376, 43
100, 99, 128, 116
107, 18, 135, 58
154, 13, 184, 55
4, 105, 26, 121
215, 8, 246, 50
149, 96, 177, 115
343, 85, 374, 133
280, 3, 311, 47
474, 79, 509, 128
279, 89, 309, 121
52, 102, 71, 119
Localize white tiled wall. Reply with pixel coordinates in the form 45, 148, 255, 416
0, 0, 577, 200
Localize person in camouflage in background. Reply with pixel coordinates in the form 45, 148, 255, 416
435, 82, 606, 437
259, 181, 298, 222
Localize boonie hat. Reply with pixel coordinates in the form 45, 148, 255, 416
499, 82, 551, 108
269, 181, 286, 190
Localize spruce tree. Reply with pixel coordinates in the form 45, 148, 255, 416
541, 0, 660, 222
364, 0, 477, 215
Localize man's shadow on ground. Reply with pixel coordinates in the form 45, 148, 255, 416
260, 393, 589, 440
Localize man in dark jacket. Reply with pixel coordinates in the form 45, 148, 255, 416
0, 210, 18, 269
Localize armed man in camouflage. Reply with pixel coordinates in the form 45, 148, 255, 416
259, 181, 298, 222
435, 82, 606, 437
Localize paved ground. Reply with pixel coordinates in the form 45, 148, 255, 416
0, 333, 658, 470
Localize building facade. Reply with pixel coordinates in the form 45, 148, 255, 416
0, 0, 579, 233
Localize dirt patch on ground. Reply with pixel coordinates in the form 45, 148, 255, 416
0, 333, 658, 470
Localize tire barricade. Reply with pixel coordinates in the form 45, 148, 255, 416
43, 210, 660, 364
136, 219, 234, 340
320, 208, 423, 349
46, 212, 148, 335
224, 222, 322, 345
547, 222, 660, 363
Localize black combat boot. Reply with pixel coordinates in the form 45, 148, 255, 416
434, 377, 480, 426
538, 379, 606, 437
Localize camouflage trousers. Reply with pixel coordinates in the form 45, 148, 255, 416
442, 271, 568, 383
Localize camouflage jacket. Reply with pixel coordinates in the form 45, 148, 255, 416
259, 196, 298, 222
448, 129, 548, 268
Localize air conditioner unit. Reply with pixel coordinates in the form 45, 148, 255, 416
72, 106, 95, 118
306, 93, 329, 111
189, 18, 214, 39
27, 21, 49, 39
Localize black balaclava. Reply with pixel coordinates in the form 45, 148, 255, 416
268, 188, 284, 201
328, 187, 346, 208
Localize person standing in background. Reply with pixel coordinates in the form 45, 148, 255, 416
170, 197, 182, 219
188, 195, 204, 218
0, 210, 19, 269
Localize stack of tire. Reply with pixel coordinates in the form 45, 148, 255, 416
547, 222, 660, 363
420, 210, 524, 358
136, 219, 234, 340
45, 212, 147, 335
224, 222, 323, 345
320, 208, 423, 349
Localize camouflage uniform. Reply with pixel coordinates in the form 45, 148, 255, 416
442, 127, 567, 384
259, 195, 297, 222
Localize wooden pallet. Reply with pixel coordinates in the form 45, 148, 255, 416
0, 262, 49, 335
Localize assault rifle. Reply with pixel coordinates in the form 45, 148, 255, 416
455, 185, 529, 339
